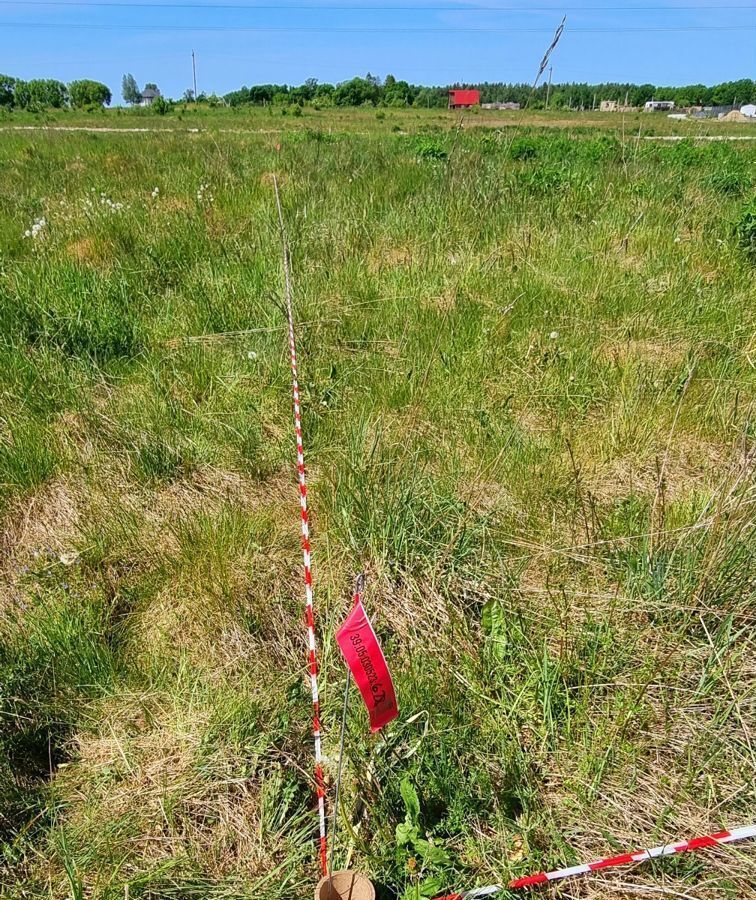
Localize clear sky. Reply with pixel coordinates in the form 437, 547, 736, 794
0, 1, 755, 100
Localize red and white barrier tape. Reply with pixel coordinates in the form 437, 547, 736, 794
274, 174, 328, 877
434, 823, 756, 897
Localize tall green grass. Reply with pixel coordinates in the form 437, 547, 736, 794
0, 121, 754, 898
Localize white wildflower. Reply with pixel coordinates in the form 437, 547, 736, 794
24, 216, 47, 240
197, 182, 214, 205
151, 187, 160, 199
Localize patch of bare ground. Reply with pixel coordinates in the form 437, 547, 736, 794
367, 242, 416, 274
470, 115, 609, 130
148, 473, 346, 704
361, 573, 477, 657
101, 152, 130, 174
421, 284, 459, 312
129, 535, 309, 681
515, 406, 555, 440
597, 337, 690, 367
151, 465, 293, 522
690, 261, 722, 285
0, 463, 298, 602
459, 479, 517, 517
586, 437, 727, 504
64, 155, 86, 172
0, 478, 81, 606
53, 695, 295, 886
613, 250, 648, 273
158, 194, 193, 214
259, 171, 288, 188
65, 235, 113, 268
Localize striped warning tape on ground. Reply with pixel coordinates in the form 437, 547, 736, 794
434, 823, 756, 897
274, 174, 328, 877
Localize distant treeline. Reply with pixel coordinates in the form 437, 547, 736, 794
0, 75, 112, 109
224, 75, 756, 109
2, 72, 755, 112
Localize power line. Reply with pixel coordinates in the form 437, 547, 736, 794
2, 0, 756, 9
2, 19, 756, 31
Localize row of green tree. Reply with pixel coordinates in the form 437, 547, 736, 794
2, 72, 755, 113
223, 75, 756, 110
0, 75, 111, 109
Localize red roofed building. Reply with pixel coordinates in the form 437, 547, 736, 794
448, 89, 480, 109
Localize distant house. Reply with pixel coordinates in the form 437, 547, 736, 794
600, 99, 636, 112
644, 100, 675, 111
139, 88, 161, 107
481, 101, 520, 110
448, 89, 480, 109
741, 104, 756, 118
691, 105, 736, 119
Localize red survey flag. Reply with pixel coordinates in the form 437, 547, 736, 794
336, 596, 398, 732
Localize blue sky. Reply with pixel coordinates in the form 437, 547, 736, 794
0, 1, 755, 100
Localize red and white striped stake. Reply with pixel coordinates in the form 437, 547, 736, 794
434, 823, 756, 897
274, 174, 328, 877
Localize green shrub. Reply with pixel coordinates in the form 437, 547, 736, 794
412, 136, 447, 161
509, 136, 539, 160
518, 164, 572, 195
579, 134, 620, 162
706, 169, 752, 196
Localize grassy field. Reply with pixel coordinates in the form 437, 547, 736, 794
1, 110, 755, 900
3, 102, 756, 136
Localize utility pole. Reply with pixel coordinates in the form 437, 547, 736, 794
545, 65, 553, 109
192, 50, 198, 101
